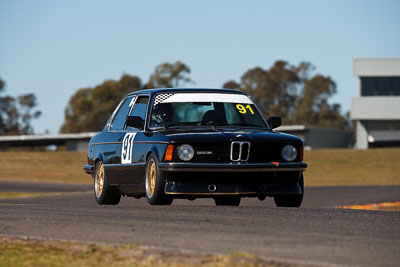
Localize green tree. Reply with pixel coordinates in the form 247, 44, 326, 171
293, 74, 348, 129
223, 61, 349, 129
18, 94, 42, 134
61, 74, 141, 133
61, 61, 194, 133
0, 77, 41, 135
145, 61, 193, 88
221, 80, 240, 90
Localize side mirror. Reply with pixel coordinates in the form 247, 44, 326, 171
126, 116, 144, 130
268, 116, 282, 129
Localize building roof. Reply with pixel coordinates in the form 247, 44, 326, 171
353, 58, 400, 77
0, 132, 97, 146
276, 125, 307, 131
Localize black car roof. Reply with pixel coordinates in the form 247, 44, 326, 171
126, 88, 248, 97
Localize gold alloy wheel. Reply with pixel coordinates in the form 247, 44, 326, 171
96, 162, 104, 198
147, 160, 156, 197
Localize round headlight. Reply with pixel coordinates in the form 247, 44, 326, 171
281, 145, 297, 162
178, 144, 194, 161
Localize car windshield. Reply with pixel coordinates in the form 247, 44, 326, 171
150, 93, 268, 129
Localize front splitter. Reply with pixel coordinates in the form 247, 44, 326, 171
165, 182, 301, 195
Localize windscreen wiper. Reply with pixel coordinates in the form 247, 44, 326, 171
220, 123, 269, 129
165, 121, 203, 129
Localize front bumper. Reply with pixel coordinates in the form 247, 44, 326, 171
159, 162, 307, 172
161, 162, 306, 196
83, 164, 95, 174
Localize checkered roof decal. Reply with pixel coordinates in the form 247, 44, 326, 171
153, 93, 174, 106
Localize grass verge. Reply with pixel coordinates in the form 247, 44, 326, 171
0, 148, 399, 186
304, 148, 400, 186
0, 191, 92, 199
0, 237, 309, 267
0, 151, 89, 184
0, 192, 46, 199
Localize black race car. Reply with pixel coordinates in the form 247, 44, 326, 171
84, 88, 307, 207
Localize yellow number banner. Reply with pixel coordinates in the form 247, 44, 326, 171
236, 104, 255, 114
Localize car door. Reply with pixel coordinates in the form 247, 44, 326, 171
94, 95, 134, 167
106, 95, 150, 187
101, 95, 135, 184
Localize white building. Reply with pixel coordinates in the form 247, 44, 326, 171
351, 58, 400, 149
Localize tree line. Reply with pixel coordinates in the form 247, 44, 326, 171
61, 60, 349, 133
60, 61, 193, 133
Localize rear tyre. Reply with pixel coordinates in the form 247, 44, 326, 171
214, 196, 241, 206
145, 154, 173, 205
273, 173, 304, 208
94, 161, 121, 205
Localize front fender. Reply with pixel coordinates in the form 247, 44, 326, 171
146, 143, 168, 162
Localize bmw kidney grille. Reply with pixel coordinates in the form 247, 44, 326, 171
230, 141, 250, 161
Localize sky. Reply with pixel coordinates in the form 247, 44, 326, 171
0, 0, 399, 134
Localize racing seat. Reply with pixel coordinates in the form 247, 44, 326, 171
201, 110, 225, 125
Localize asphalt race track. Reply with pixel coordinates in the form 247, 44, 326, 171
0, 180, 399, 267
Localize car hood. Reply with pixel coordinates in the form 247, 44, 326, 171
162, 128, 303, 144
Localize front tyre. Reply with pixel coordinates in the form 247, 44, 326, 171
94, 161, 121, 205
273, 173, 304, 208
145, 154, 173, 205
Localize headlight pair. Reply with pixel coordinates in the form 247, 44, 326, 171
176, 143, 297, 162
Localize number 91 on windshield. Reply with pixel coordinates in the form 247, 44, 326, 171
236, 104, 255, 114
